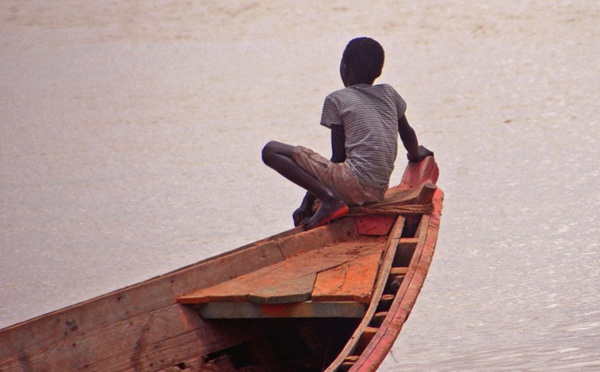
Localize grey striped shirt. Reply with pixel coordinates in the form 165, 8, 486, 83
320, 83, 407, 189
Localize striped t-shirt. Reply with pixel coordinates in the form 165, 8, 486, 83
320, 83, 407, 189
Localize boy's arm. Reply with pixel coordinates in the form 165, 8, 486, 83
330, 125, 346, 163
398, 114, 433, 162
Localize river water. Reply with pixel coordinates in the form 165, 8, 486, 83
1, 1, 599, 370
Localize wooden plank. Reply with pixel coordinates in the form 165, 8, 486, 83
277, 217, 357, 258
355, 214, 396, 236
0, 304, 264, 371
311, 251, 382, 304
178, 236, 386, 305
248, 273, 316, 304
197, 301, 367, 319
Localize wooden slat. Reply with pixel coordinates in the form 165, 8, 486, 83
311, 251, 382, 304
248, 273, 316, 304
197, 301, 367, 319
178, 236, 386, 306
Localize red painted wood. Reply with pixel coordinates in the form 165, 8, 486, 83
398, 156, 439, 189
355, 214, 396, 236
178, 237, 386, 306
312, 251, 383, 303
350, 187, 443, 371
324, 157, 442, 372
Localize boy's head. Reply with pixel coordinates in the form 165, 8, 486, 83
341, 37, 385, 85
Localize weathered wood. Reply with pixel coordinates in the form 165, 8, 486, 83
159, 353, 234, 372
324, 216, 406, 371
390, 267, 408, 276
0, 304, 264, 371
394, 238, 419, 267
355, 214, 396, 236
0, 238, 287, 363
178, 236, 386, 306
371, 311, 388, 327
197, 301, 367, 319
415, 182, 437, 204
159, 354, 224, 372
355, 326, 379, 355
350, 187, 443, 371
387, 267, 409, 294
0, 221, 357, 369
378, 294, 395, 310
248, 273, 317, 304
326, 158, 441, 371
341, 356, 360, 371
398, 156, 439, 189
277, 217, 357, 258
312, 251, 383, 303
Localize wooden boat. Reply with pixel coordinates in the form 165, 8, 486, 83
0, 156, 443, 372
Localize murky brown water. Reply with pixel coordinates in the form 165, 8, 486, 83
2, 1, 599, 370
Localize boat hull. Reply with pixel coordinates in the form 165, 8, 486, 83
0, 157, 443, 371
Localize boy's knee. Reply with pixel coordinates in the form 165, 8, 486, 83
262, 141, 277, 163
262, 140, 294, 165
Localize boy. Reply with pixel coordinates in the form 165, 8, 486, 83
262, 37, 432, 230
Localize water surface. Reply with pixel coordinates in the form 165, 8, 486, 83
1, 1, 599, 370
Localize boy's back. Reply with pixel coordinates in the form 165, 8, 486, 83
321, 83, 407, 189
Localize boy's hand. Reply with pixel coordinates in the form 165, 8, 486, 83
407, 145, 434, 162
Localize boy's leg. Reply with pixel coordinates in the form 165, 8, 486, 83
262, 141, 348, 229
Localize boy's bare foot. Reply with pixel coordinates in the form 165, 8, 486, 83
302, 199, 349, 230
293, 207, 312, 227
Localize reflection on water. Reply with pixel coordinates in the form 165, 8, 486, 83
1, 1, 599, 370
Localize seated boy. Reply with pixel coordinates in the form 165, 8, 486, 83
262, 37, 433, 230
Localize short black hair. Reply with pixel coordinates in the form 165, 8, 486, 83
342, 37, 385, 84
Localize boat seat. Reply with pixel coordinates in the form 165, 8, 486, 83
177, 236, 387, 319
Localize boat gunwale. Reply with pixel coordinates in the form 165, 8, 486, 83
348, 187, 444, 371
